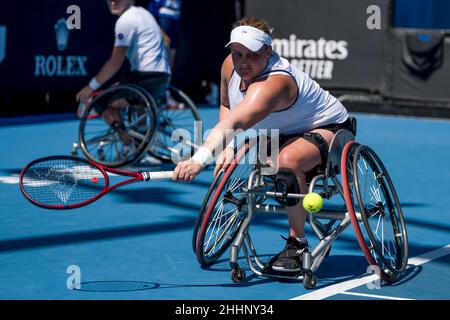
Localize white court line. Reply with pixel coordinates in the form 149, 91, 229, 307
340, 291, 415, 300
291, 244, 450, 300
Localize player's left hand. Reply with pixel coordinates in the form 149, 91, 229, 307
172, 159, 204, 182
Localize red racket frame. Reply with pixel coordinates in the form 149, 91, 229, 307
20, 155, 149, 210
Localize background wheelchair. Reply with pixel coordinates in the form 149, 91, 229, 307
192, 122, 409, 289
73, 84, 202, 167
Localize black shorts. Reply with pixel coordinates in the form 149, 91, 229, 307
123, 71, 170, 104
272, 117, 356, 171
279, 117, 356, 147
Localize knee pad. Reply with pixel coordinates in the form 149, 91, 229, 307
275, 168, 300, 206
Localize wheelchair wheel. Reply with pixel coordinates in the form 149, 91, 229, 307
79, 84, 157, 167
342, 142, 408, 283
192, 168, 224, 253
194, 139, 259, 267
148, 86, 202, 163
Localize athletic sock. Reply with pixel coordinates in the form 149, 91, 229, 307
294, 237, 308, 245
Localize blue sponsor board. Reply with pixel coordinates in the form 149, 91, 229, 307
0, 1, 115, 116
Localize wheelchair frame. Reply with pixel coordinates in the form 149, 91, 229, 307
194, 129, 408, 289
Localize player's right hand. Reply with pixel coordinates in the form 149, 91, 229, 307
76, 85, 94, 103
213, 146, 235, 177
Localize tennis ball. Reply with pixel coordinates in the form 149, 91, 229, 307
302, 192, 323, 213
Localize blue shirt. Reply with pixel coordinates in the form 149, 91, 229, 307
148, 0, 182, 21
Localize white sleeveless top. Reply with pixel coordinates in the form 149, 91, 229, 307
228, 52, 348, 135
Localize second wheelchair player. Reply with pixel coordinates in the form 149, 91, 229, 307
173, 17, 355, 274
76, 0, 171, 159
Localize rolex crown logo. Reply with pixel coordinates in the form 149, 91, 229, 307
54, 18, 70, 52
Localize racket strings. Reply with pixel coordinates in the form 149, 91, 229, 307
22, 158, 107, 206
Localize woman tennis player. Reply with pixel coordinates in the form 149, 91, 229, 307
173, 17, 354, 273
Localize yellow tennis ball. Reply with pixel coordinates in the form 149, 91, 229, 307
302, 193, 323, 213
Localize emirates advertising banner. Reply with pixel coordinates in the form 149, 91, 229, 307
244, 0, 391, 91
0, 1, 115, 113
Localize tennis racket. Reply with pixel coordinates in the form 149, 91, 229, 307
19, 155, 173, 209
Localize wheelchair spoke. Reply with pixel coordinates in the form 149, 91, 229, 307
228, 178, 246, 194
127, 129, 146, 141
127, 113, 149, 129
211, 197, 240, 229
83, 130, 116, 146
366, 198, 399, 269
204, 201, 240, 256
207, 210, 238, 250
204, 202, 225, 253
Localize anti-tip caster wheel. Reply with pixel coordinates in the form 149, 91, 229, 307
231, 265, 246, 283
303, 271, 317, 289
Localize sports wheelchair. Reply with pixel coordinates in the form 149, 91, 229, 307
193, 122, 408, 289
72, 84, 202, 167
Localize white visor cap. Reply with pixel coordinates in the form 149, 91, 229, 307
225, 26, 272, 52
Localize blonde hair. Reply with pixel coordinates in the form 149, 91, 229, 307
232, 17, 272, 37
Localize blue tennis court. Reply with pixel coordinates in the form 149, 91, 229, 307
0, 106, 449, 300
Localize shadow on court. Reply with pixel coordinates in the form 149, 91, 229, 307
69, 255, 427, 294
72, 255, 373, 293
113, 187, 201, 211
197, 254, 370, 287
73, 277, 275, 293
0, 216, 196, 253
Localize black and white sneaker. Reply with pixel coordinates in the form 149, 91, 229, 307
269, 236, 309, 273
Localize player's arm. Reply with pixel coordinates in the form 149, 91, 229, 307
161, 29, 171, 50
173, 75, 295, 181
93, 46, 127, 85
76, 46, 127, 102
204, 75, 295, 154
213, 55, 234, 176
77, 15, 133, 102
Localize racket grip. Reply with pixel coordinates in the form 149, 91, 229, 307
142, 171, 173, 181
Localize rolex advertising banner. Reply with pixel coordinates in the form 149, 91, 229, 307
244, 0, 391, 92
0, 1, 115, 116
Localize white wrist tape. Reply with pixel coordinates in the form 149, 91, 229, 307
192, 147, 214, 167
89, 77, 101, 91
